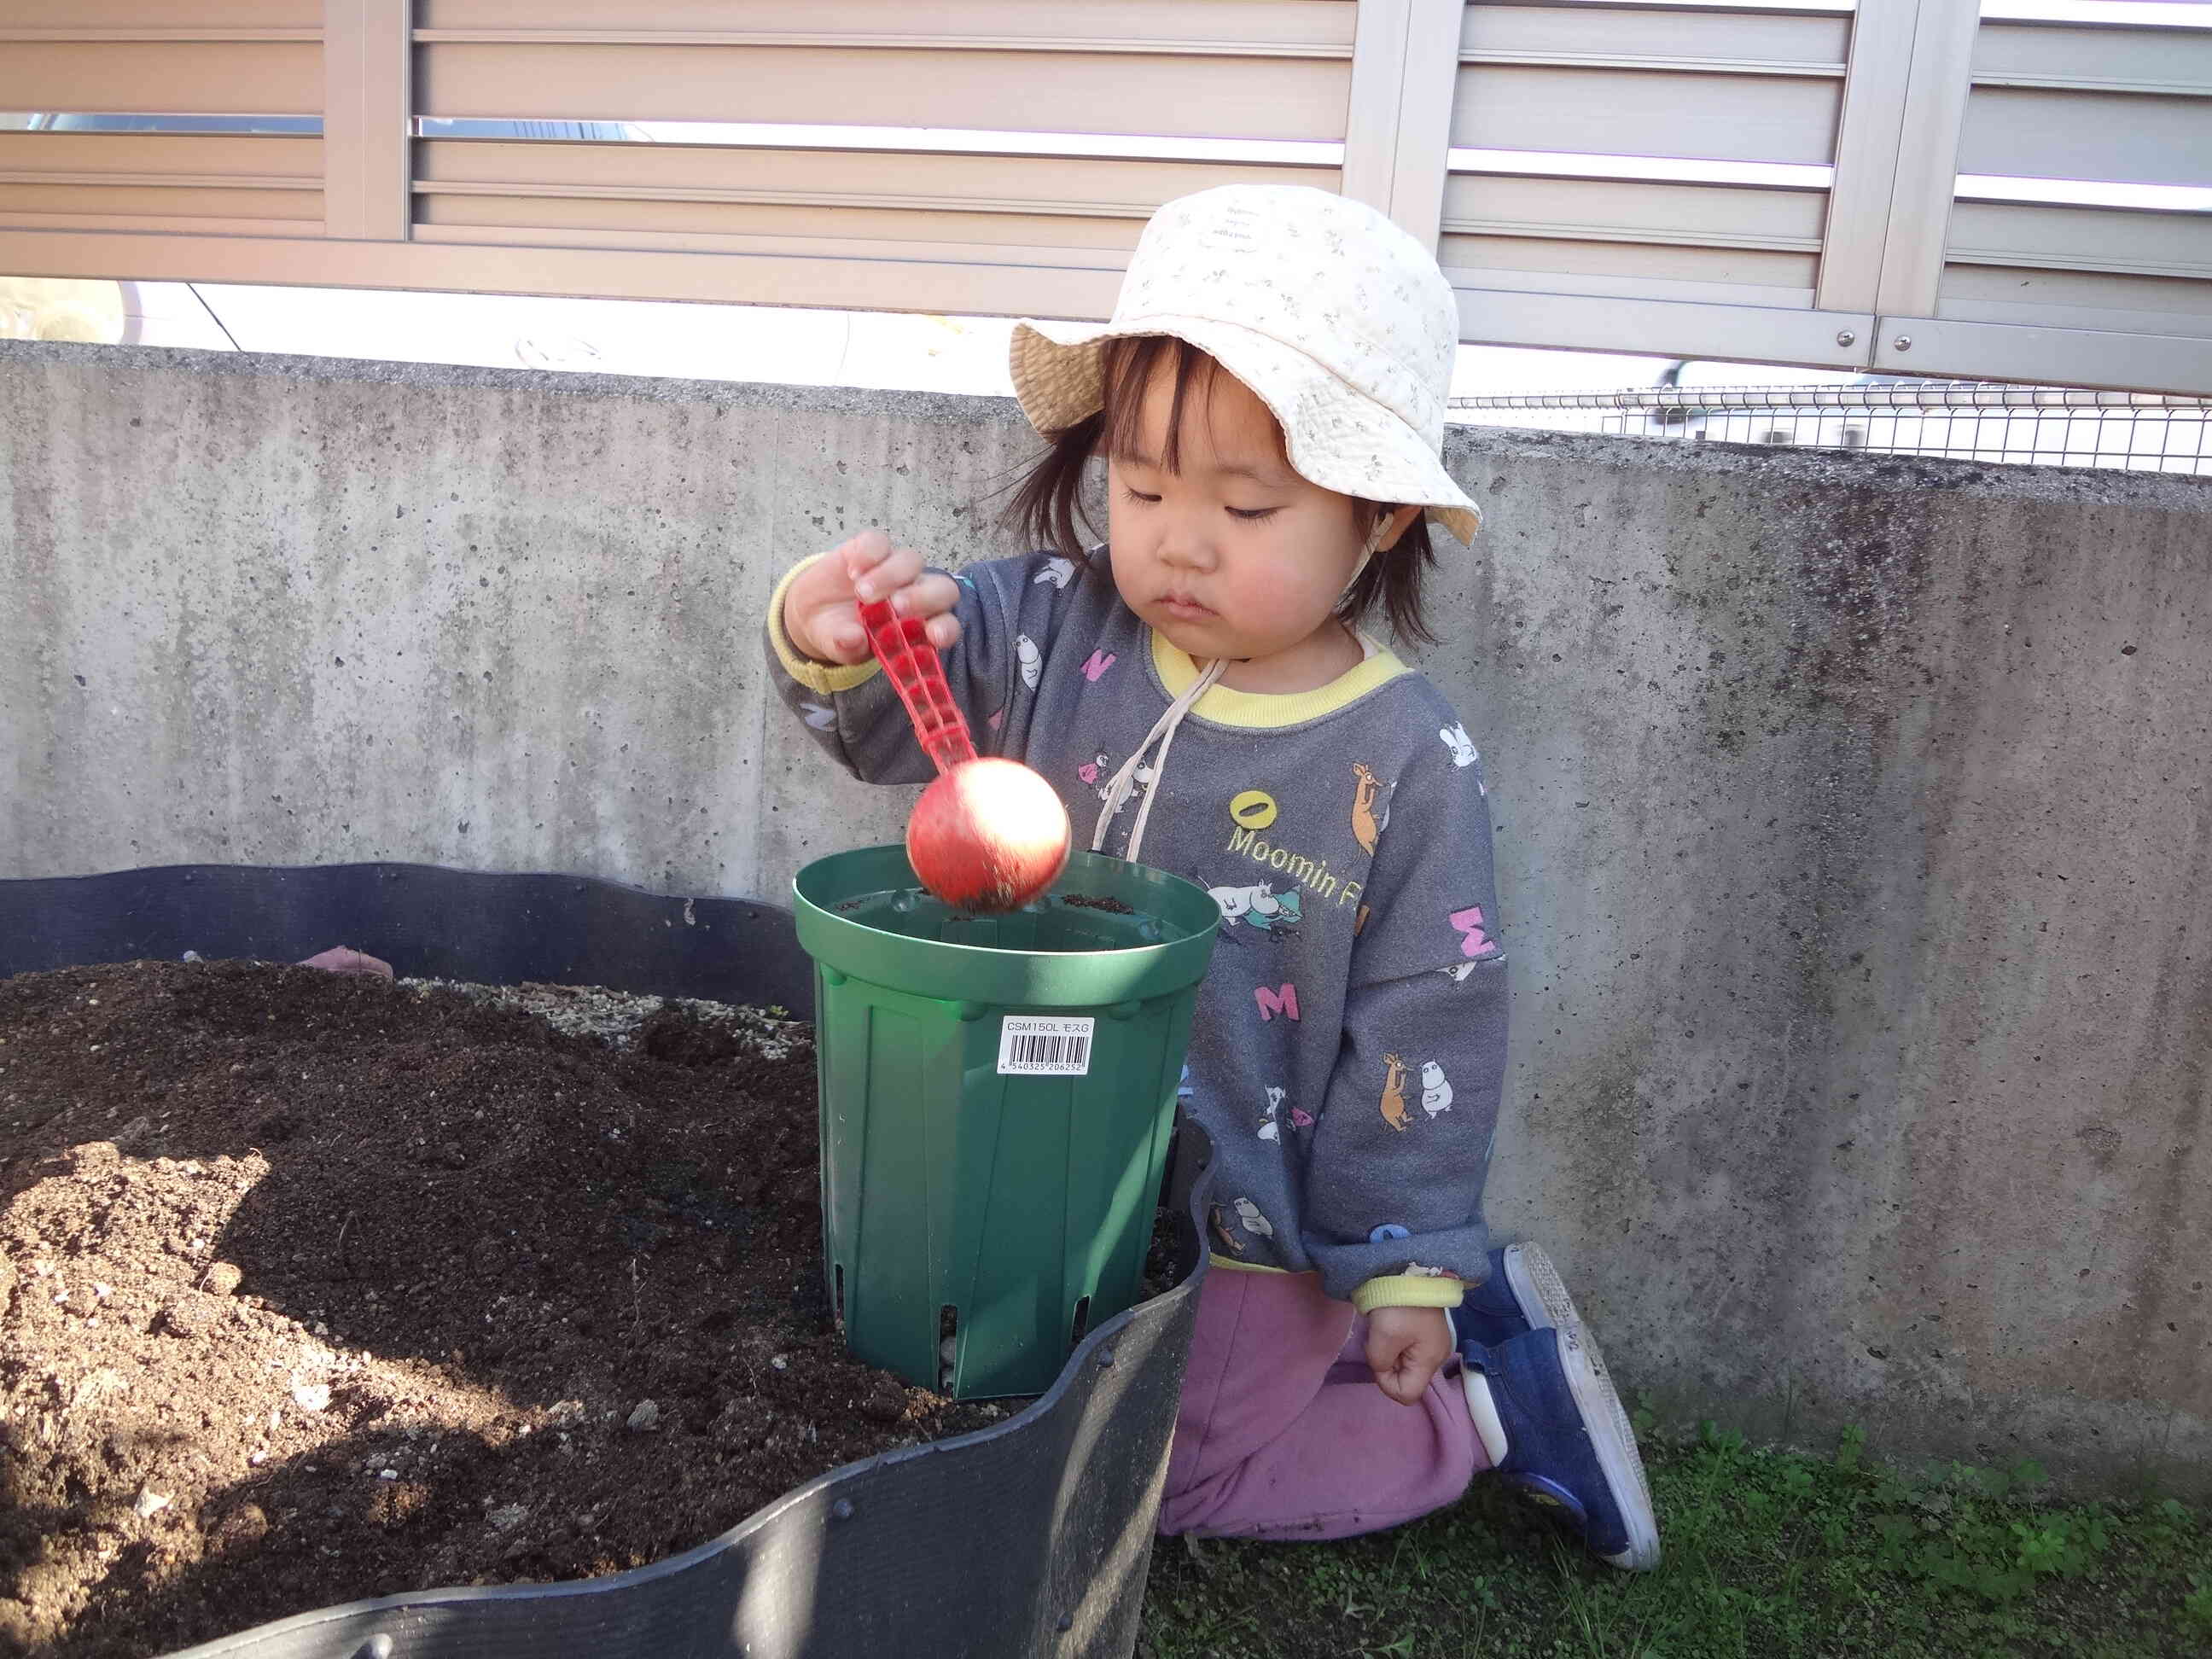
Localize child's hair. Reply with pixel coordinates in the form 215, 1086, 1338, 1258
1004, 335, 1440, 646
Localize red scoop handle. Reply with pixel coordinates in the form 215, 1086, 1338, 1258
857, 596, 977, 776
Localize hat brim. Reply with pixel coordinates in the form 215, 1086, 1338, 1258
1010, 317, 1481, 546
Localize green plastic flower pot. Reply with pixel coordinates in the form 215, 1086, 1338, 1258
794, 845, 1220, 1398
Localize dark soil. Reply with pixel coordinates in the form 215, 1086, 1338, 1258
0, 961, 1015, 1659
1061, 895, 1135, 914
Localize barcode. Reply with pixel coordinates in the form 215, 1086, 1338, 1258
1013, 1032, 1088, 1068
997, 1016, 1095, 1076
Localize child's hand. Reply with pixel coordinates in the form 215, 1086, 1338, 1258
782, 529, 963, 664
1365, 1306, 1454, 1406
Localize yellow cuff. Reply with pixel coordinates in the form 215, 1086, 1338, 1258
769, 553, 882, 696
1208, 1254, 1295, 1275
1352, 1274, 1467, 1316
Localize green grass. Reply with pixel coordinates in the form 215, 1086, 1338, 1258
1138, 1415, 2212, 1659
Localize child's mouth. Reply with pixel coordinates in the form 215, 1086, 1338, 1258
1159, 594, 1214, 620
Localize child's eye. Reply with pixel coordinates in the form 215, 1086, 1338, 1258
1121, 487, 1160, 506
1227, 506, 1280, 522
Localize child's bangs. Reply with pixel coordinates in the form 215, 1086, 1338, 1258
1097, 335, 1284, 475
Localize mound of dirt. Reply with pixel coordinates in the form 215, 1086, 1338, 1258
0, 960, 1009, 1659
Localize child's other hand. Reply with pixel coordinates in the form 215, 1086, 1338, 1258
783, 529, 963, 664
1365, 1306, 1454, 1406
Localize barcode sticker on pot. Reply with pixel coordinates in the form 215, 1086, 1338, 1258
998, 1016, 1095, 1077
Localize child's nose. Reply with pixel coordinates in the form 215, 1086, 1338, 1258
1158, 510, 1219, 571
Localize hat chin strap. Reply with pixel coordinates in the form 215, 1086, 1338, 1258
1091, 655, 1226, 864
1096, 516, 1392, 867
1343, 514, 1391, 596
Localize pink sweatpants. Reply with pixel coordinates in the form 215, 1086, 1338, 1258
1157, 1264, 1488, 1540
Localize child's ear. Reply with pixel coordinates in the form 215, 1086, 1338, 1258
1375, 504, 1424, 552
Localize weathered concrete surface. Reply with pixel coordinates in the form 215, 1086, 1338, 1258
4, 341, 2209, 1494
1441, 428, 2211, 1499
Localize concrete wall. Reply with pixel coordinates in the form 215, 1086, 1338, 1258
5, 340, 2209, 1496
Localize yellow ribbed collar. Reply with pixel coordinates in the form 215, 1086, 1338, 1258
1149, 626, 1411, 729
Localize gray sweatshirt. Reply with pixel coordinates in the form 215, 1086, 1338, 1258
767, 547, 1507, 1310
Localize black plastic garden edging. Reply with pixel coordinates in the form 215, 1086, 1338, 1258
0, 864, 1215, 1659
0, 863, 818, 1015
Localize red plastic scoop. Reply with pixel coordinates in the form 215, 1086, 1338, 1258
859, 597, 1069, 913
858, 597, 977, 773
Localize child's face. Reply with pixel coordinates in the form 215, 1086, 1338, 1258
1106, 358, 1368, 671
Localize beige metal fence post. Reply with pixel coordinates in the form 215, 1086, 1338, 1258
1819, 0, 1928, 324
1342, 0, 1464, 248
1865, 0, 1981, 323
325, 0, 413, 242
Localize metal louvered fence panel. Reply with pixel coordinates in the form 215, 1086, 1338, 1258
0, 2, 2205, 393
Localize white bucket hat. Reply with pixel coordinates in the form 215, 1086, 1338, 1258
1010, 183, 1480, 546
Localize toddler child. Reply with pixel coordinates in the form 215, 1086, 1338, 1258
765, 184, 1658, 1569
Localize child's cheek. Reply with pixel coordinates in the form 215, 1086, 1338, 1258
1104, 499, 1155, 580
1109, 547, 1158, 622
1239, 557, 1334, 637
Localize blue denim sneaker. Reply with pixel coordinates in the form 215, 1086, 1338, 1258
1461, 1324, 1661, 1570
1453, 1241, 1588, 1352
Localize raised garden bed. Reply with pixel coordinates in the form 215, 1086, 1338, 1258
0, 866, 1212, 1659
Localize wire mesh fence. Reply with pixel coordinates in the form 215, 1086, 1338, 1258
1450, 381, 2211, 475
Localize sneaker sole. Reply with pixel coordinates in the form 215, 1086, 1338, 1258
1507, 1246, 1662, 1571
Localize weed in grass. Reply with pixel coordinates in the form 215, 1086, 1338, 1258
1140, 1421, 2212, 1659
2180, 1571, 2212, 1633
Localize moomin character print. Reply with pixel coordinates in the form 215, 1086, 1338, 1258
1232, 1197, 1274, 1238
1015, 634, 1042, 690
1032, 556, 1075, 589
799, 701, 836, 731
1351, 763, 1391, 855
1378, 1053, 1411, 1132
1256, 1085, 1309, 1139
1440, 723, 1481, 772
1080, 748, 1155, 803
1209, 882, 1302, 934
1420, 1061, 1453, 1118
